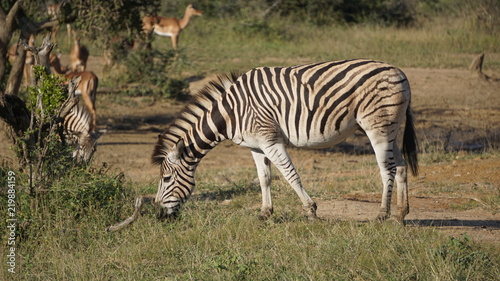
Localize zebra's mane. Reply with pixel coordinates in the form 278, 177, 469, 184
152, 72, 240, 165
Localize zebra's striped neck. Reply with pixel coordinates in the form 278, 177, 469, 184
152, 74, 238, 167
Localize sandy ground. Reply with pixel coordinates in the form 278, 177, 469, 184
1, 57, 499, 246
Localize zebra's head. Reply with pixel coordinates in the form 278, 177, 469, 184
153, 138, 195, 220
73, 131, 102, 163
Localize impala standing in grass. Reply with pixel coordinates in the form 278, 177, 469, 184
143, 4, 203, 49
50, 54, 98, 130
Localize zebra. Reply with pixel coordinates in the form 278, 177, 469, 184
152, 59, 418, 223
63, 103, 102, 162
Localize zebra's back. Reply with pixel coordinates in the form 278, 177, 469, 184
227, 59, 410, 148
64, 103, 93, 136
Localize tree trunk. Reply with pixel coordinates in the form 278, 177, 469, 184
4, 35, 28, 95
0, 1, 21, 83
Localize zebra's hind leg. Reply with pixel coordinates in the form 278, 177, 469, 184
393, 146, 409, 224
261, 143, 317, 220
365, 132, 398, 222
251, 149, 274, 219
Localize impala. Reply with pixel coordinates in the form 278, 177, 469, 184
144, 4, 203, 49
7, 34, 36, 86
69, 32, 89, 72
50, 54, 98, 130
142, 15, 160, 34
47, 2, 72, 44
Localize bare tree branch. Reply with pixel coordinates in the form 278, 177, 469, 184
107, 195, 156, 232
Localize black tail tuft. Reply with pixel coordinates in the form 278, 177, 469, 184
402, 107, 419, 176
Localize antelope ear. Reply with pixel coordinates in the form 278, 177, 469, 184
167, 139, 185, 163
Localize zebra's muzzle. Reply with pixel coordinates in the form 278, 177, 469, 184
155, 203, 180, 221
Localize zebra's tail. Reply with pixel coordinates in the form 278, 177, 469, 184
402, 107, 419, 176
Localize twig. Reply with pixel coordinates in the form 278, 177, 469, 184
107, 194, 155, 232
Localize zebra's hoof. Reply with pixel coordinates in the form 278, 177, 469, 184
307, 213, 318, 221
304, 202, 318, 221
392, 215, 406, 225
259, 208, 273, 220
376, 212, 390, 221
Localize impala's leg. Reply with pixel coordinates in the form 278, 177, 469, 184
81, 90, 97, 131
23, 65, 29, 87
365, 131, 397, 221
171, 35, 178, 49
52, 25, 59, 44
251, 149, 273, 219
262, 143, 317, 220
66, 24, 72, 46
393, 145, 409, 223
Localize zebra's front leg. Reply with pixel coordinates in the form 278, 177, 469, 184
251, 149, 274, 219
261, 144, 317, 220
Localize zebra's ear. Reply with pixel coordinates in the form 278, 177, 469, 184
167, 139, 185, 163
91, 129, 105, 141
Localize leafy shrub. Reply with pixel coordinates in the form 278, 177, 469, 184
278, 0, 416, 26
49, 164, 129, 220
198, 0, 416, 27
4, 163, 131, 242
26, 66, 67, 117
116, 48, 190, 100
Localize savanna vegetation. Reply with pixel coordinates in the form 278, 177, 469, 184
1, 0, 499, 280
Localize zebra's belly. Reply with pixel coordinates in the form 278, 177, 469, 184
286, 126, 359, 149
279, 116, 361, 149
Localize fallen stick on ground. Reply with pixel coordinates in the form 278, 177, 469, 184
107, 194, 155, 232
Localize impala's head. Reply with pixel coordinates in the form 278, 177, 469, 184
152, 137, 195, 220
142, 15, 160, 34
186, 4, 203, 17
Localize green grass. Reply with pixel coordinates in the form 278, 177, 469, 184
165, 16, 500, 77
4, 191, 499, 280
2, 149, 499, 280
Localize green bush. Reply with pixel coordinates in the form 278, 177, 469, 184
1, 164, 132, 243
116, 48, 190, 100
26, 66, 67, 117
198, 0, 416, 26
49, 165, 129, 220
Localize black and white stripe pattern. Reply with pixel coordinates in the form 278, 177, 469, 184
64, 103, 100, 162
153, 59, 418, 222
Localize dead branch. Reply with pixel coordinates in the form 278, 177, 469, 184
469, 53, 499, 81
107, 194, 155, 232
469, 53, 488, 80
22, 33, 55, 79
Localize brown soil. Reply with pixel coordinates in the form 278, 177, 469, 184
1, 56, 499, 246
